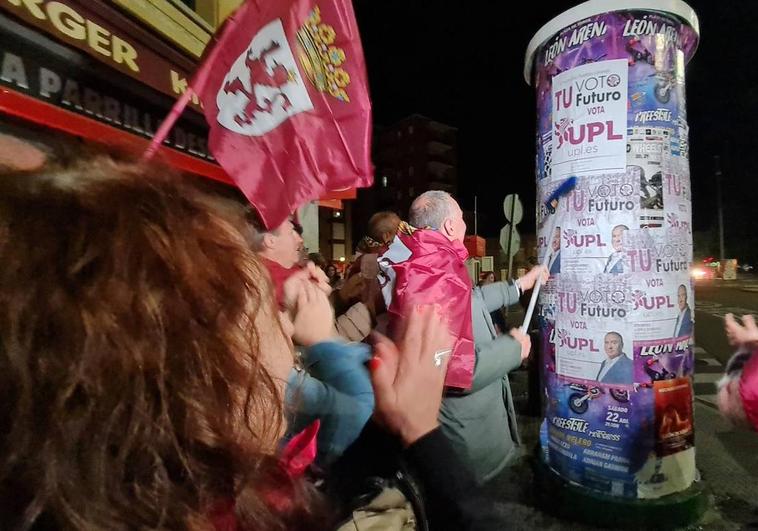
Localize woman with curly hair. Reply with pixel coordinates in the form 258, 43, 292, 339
0, 156, 497, 531
0, 157, 325, 530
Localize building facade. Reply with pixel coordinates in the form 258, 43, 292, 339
0, 0, 350, 261
353, 113, 458, 243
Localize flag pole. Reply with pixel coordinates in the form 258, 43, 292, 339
143, 89, 196, 160
142, 3, 244, 161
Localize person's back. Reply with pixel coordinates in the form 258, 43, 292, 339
406, 190, 541, 484
439, 282, 524, 483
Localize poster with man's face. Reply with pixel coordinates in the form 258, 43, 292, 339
554, 311, 632, 383
552, 173, 636, 276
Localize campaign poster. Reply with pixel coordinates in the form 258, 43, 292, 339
533, 11, 698, 186
630, 279, 679, 325
561, 174, 637, 275
554, 314, 633, 384
555, 275, 632, 326
663, 158, 692, 238
632, 279, 695, 342
559, 224, 638, 277
532, 7, 698, 499
633, 273, 693, 329
551, 60, 628, 179
623, 228, 690, 277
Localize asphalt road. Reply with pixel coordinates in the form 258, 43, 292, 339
694, 279, 758, 364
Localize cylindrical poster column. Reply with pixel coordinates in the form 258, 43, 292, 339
525, 0, 699, 500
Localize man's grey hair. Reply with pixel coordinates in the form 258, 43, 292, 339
409, 190, 454, 229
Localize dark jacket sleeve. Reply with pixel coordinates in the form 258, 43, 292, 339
404, 428, 502, 530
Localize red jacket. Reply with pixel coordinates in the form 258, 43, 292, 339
260, 256, 299, 309
740, 349, 758, 431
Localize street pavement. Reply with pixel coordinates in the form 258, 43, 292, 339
483, 291, 758, 530
688, 280, 758, 529
693, 278, 758, 365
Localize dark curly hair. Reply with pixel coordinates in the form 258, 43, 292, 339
0, 157, 323, 530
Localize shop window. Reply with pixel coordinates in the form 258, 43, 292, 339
332, 243, 346, 262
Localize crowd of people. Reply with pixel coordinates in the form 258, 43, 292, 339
0, 154, 755, 530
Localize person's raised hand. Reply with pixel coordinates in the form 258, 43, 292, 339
717, 375, 749, 428
291, 282, 335, 347
282, 262, 332, 314
304, 261, 331, 295
369, 305, 454, 446
725, 313, 758, 351
518, 265, 549, 291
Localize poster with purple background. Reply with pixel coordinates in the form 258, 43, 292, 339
529, 5, 698, 499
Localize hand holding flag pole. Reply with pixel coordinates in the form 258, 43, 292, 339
143, 88, 196, 161
142, 9, 240, 161
141, 0, 374, 230
519, 176, 577, 334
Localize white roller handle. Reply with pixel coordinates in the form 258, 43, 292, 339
519, 212, 559, 334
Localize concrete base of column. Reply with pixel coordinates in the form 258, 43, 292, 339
532, 447, 708, 529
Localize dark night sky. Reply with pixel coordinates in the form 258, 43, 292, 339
353, 1, 758, 261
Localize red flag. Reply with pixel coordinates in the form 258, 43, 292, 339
279, 419, 320, 477
195, 0, 372, 229
378, 225, 475, 390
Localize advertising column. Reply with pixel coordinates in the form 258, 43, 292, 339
525, 0, 699, 499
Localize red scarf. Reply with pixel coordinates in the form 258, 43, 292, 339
260, 256, 300, 308
741, 350, 758, 431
